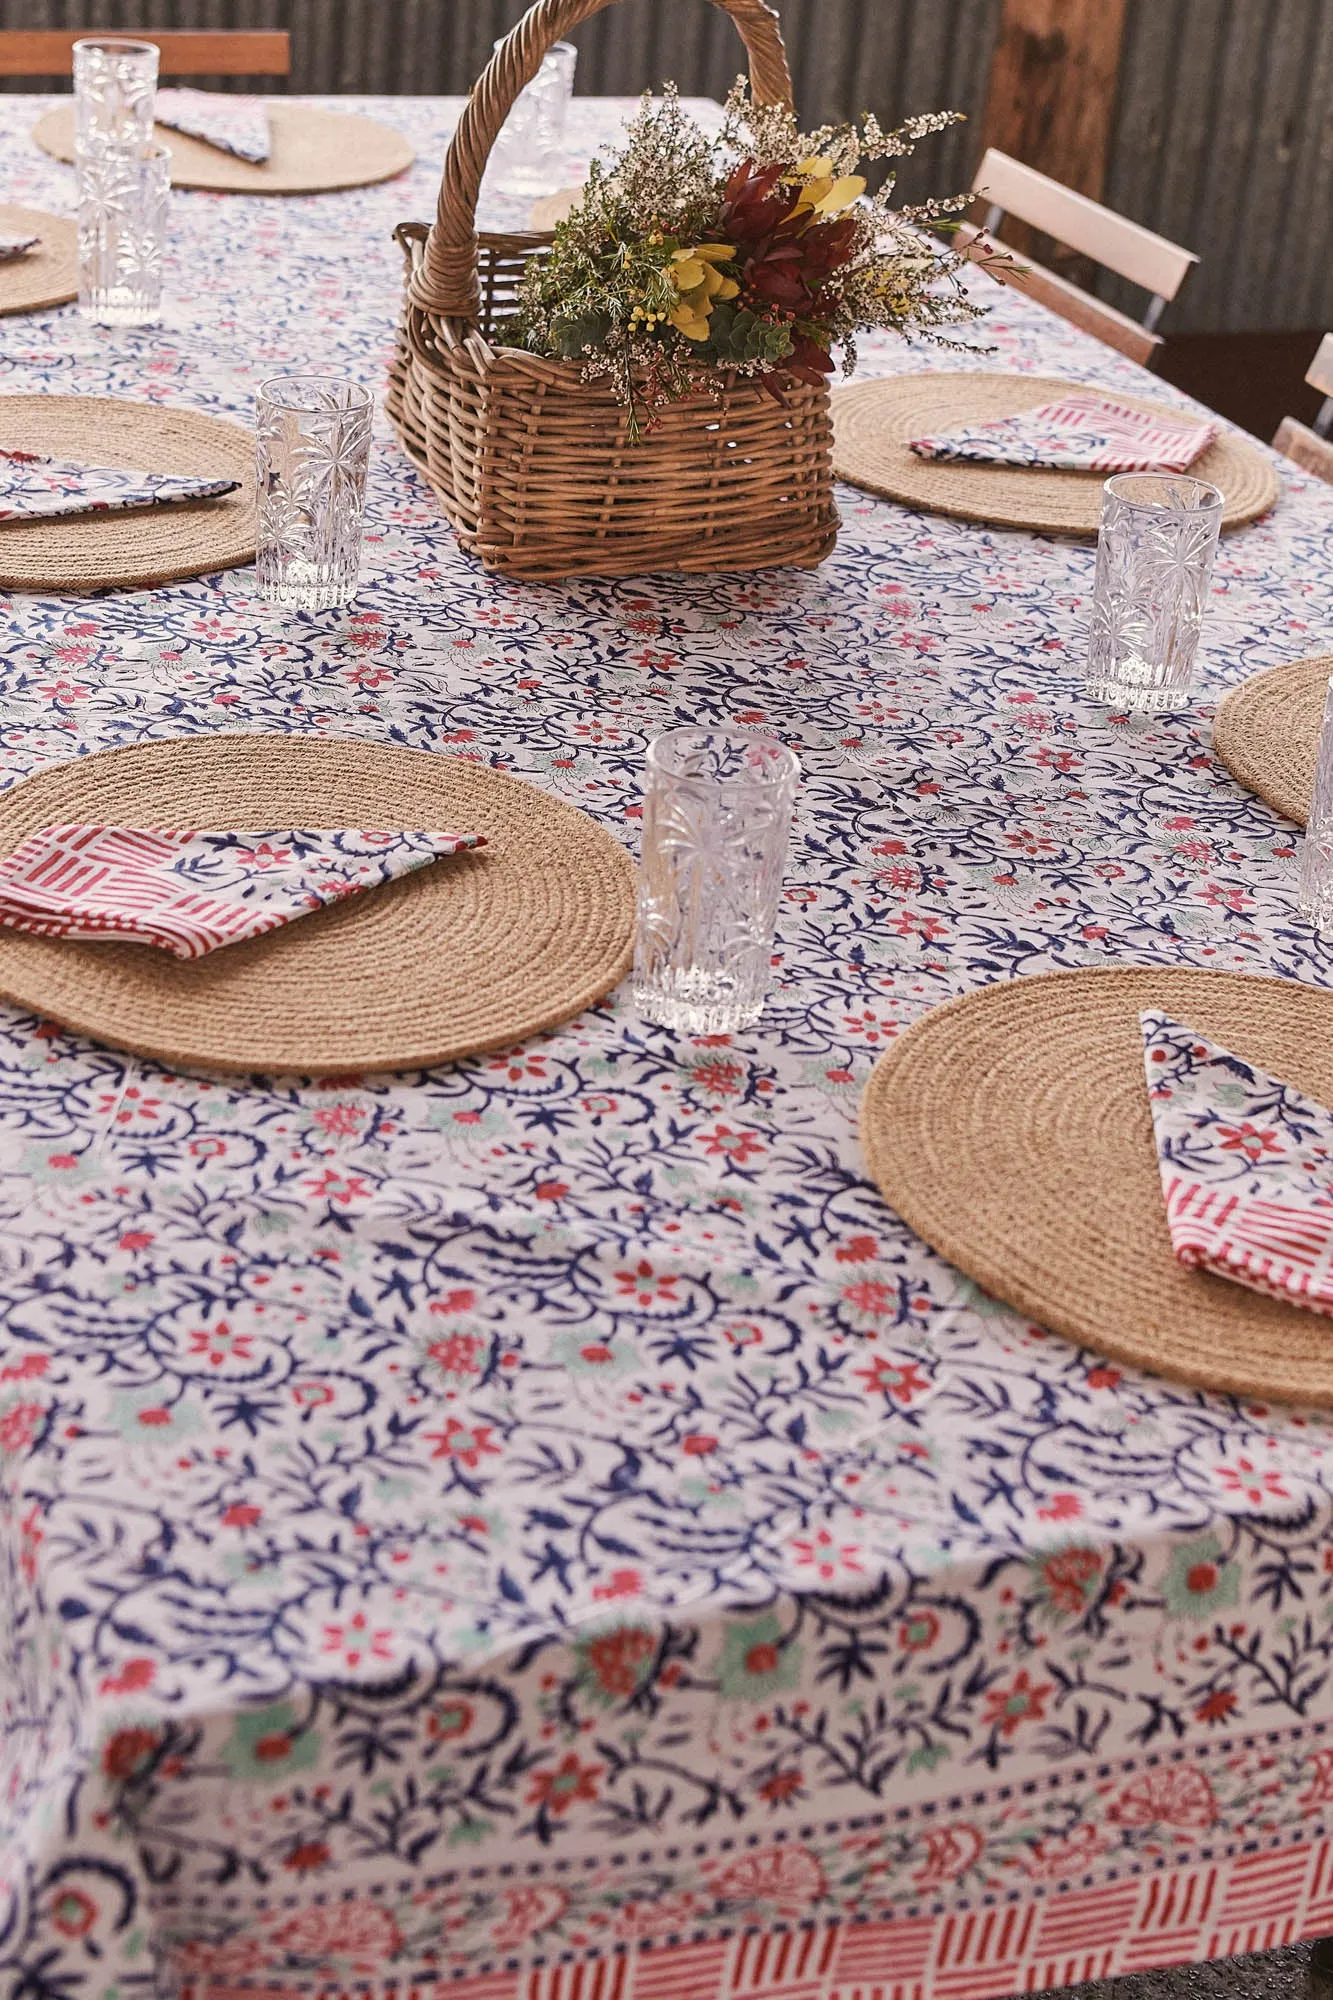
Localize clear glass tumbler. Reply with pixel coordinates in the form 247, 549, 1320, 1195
1298, 676, 1333, 934
73, 37, 159, 153
76, 140, 169, 326
255, 376, 373, 611
633, 727, 799, 1034
1084, 472, 1224, 713
487, 39, 577, 196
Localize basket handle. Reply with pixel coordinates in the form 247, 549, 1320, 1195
409, 0, 793, 323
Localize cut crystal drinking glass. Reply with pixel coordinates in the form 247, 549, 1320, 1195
633, 727, 799, 1034
255, 376, 373, 611
1084, 472, 1223, 713
76, 141, 169, 325
73, 37, 159, 154
486, 39, 577, 196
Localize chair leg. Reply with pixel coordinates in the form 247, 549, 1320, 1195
1308, 1936, 1333, 1998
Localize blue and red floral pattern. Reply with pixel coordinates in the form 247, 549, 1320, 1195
2, 90, 1333, 2000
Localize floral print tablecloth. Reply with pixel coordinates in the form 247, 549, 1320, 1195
4, 92, 1333, 2000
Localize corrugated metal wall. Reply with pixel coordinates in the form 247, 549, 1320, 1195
1, 0, 1326, 334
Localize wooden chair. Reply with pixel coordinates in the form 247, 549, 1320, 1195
1273, 334, 1333, 485
0, 30, 290, 78
956, 147, 1199, 370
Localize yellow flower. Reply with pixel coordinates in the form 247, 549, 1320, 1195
667, 301, 711, 340
690, 243, 736, 264
795, 154, 834, 177
812, 174, 866, 216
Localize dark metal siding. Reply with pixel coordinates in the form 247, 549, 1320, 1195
1, 0, 1325, 332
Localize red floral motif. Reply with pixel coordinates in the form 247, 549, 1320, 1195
426, 1699, 474, 1742
1109, 1766, 1218, 1831
1301, 1747, 1333, 1809
1039, 1545, 1105, 1615
49, 1888, 98, 1938
1025, 1822, 1104, 1880
101, 1728, 160, 1781
855, 1355, 929, 1403
0, 1401, 44, 1454
173, 1936, 271, 1980
424, 1417, 501, 1469
912, 1822, 984, 1891
270, 1900, 404, 1971
584, 1626, 655, 1698
705, 1843, 826, 1914
613, 1259, 681, 1306
1216, 1122, 1284, 1160
427, 1331, 483, 1376
981, 1671, 1051, 1738
527, 1753, 602, 1815
282, 1840, 331, 1873
490, 1884, 569, 1952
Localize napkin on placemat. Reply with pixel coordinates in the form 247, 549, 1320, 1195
154, 88, 271, 164
0, 235, 39, 261
1141, 1010, 1333, 1314
910, 390, 1217, 473
0, 827, 485, 961
0, 448, 240, 523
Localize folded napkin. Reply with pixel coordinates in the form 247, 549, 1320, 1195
909, 390, 1217, 473
1142, 1010, 1333, 1314
0, 826, 484, 960
154, 88, 271, 165
0, 235, 39, 262
0, 448, 239, 523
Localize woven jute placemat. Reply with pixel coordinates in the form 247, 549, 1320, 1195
32, 101, 413, 195
0, 202, 77, 316
831, 373, 1279, 537
0, 735, 636, 1075
1214, 652, 1332, 827
0, 396, 254, 591
862, 965, 1333, 1406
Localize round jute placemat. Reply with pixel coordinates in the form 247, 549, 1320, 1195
0, 735, 636, 1075
0, 396, 254, 591
831, 373, 1279, 536
861, 965, 1333, 1406
31, 101, 413, 195
1213, 652, 1332, 827
0, 202, 77, 316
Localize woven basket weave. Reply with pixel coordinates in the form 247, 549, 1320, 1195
385, 0, 839, 582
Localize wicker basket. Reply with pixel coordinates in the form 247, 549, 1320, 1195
386, 0, 840, 583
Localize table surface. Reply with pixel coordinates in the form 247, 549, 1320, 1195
3, 91, 1333, 2000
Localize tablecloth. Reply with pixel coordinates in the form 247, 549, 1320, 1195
3, 90, 1333, 2000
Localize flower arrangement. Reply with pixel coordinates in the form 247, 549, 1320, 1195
512, 82, 987, 434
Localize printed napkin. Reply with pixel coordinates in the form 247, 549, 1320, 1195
154, 87, 272, 164
154, 88, 271, 164
909, 390, 1217, 473
0, 234, 39, 261
1141, 1010, 1333, 1314
0, 448, 240, 523
0, 826, 485, 960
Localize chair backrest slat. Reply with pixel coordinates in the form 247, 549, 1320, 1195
972, 147, 1197, 303
954, 221, 1160, 370
1274, 415, 1333, 486
0, 29, 290, 76
1306, 333, 1333, 399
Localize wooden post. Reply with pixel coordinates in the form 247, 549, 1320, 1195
978, 0, 1130, 251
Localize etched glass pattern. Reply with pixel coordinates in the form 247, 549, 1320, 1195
1298, 676, 1333, 935
1084, 472, 1224, 713
486, 40, 577, 197
633, 728, 799, 1033
255, 376, 373, 611
72, 37, 159, 154
76, 142, 169, 326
